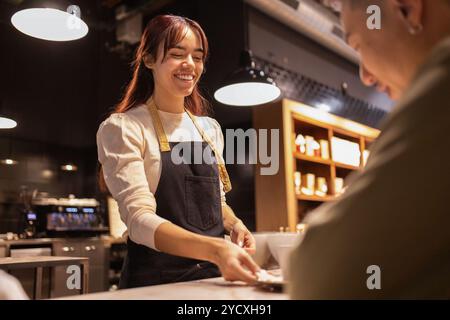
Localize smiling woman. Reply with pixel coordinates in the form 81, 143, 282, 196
96, 15, 259, 289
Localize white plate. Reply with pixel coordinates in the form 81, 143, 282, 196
256, 269, 286, 291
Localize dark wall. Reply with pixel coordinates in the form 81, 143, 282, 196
2, 1, 112, 148
248, 6, 394, 112
0, 0, 124, 231
0, 0, 250, 142
0, 0, 256, 231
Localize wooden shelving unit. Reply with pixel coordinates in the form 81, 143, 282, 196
334, 162, 360, 171
253, 99, 380, 232
294, 152, 332, 165
296, 194, 336, 202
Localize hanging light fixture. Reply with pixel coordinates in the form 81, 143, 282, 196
214, 50, 281, 107
61, 163, 78, 172
0, 100, 17, 129
1, 158, 19, 165
0, 117, 17, 129
214, 0, 281, 107
11, 1, 89, 41
1, 138, 19, 166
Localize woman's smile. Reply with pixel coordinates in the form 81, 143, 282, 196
174, 72, 196, 82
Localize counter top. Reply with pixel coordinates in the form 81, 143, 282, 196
0, 235, 125, 247
0, 256, 88, 268
60, 277, 289, 300
0, 238, 57, 246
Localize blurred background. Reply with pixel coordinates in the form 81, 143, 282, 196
0, 0, 392, 233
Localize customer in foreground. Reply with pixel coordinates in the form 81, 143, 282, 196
289, 0, 450, 299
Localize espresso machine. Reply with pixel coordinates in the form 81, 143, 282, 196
30, 194, 109, 238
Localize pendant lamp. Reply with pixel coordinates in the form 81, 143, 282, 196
214, 50, 281, 107
1, 138, 19, 165
0, 100, 17, 129
11, 0, 88, 41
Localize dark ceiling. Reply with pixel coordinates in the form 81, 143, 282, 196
0, 0, 389, 152
1, 0, 126, 148
0, 0, 249, 148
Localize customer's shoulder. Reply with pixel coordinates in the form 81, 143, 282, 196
374, 52, 450, 154
384, 41, 450, 128
407, 38, 450, 105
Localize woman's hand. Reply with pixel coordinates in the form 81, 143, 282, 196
212, 240, 260, 284
230, 221, 256, 255
155, 222, 260, 284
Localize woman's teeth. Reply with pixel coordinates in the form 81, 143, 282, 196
175, 74, 194, 81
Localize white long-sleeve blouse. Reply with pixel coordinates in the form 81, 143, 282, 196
97, 104, 227, 251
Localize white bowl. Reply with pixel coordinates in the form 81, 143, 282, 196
277, 245, 295, 281
266, 233, 302, 264
251, 232, 276, 267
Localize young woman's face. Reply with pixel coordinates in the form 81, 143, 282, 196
150, 27, 205, 99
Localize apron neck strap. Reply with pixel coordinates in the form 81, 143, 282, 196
185, 109, 232, 193
146, 97, 171, 152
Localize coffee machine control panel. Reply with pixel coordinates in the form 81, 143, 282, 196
47, 207, 102, 231
32, 197, 108, 236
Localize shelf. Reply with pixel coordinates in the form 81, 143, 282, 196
292, 113, 330, 131
332, 127, 361, 141
295, 153, 361, 171
254, 99, 380, 232
296, 194, 336, 202
294, 152, 332, 166
334, 162, 361, 171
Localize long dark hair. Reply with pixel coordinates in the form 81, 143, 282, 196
99, 15, 211, 194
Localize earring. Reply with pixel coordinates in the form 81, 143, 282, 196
408, 23, 423, 35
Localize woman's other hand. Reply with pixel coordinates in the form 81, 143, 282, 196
212, 240, 260, 284
230, 221, 256, 255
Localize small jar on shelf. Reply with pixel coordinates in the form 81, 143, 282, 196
315, 177, 328, 197
294, 133, 327, 159
319, 140, 330, 159
300, 173, 316, 196
335, 177, 345, 195
296, 223, 307, 234
294, 171, 302, 195
294, 134, 306, 154
305, 135, 320, 157
279, 226, 291, 233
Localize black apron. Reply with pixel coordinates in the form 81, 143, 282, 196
119, 101, 227, 289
